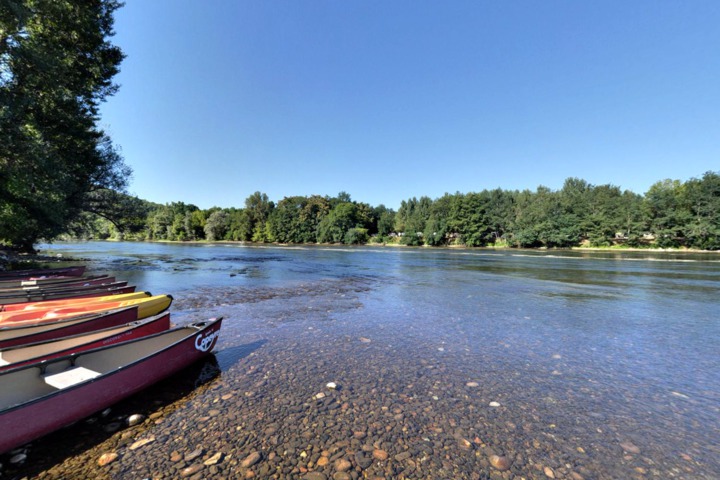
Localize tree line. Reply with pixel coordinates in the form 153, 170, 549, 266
77, 171, 720, 251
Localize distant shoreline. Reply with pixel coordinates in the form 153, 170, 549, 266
51, 239, 720, 255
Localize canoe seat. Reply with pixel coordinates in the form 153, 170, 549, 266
44, 366, 101, 389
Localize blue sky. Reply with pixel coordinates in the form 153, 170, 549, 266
100, 1, 720, 210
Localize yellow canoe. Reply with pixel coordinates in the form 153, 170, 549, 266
0, 295, 173, 325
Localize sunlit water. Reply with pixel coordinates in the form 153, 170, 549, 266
20, 242, 720, 478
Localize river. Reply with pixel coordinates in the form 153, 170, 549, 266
5, 241, 719, 479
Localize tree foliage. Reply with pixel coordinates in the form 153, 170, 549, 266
0, 0, 129, 251
61, 172, 720, 251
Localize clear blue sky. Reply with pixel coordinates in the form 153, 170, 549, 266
100, 1, 720, 210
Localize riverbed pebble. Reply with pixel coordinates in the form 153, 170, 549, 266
241, 451, 262, 468
2, 274, 715, 480
97, 452, 118, 466
127, 414, 145, 426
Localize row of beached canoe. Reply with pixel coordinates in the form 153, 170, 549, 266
0, 265, 222, 455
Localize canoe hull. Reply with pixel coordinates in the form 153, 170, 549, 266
0, 307, 141, 349
0, 318, 222, 454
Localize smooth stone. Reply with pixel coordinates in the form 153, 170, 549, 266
181, 464, 204, 477
334, 458, 352, 472
372, 449, 388, 461
185, 448, 204, 462
457, 438, 473, 450
129, 436, 155, 450
466, 382, 479, 387
204, 452, 223, 465
316, 456, 330, 466
326, 382, 338, 389
127, 413, 145, 426
620, 441, 641, 454
97, 452, 118, 466
241, 451, 262, 468
170, 451, 183, 462
544, 466, 556, 478
489, 401, 501, 407
489, 454, 512, 471
354, 451, 372, 469
303, 473, 327, 480
333, 473, 352, 480
394, 451, 412, 461
359, 337, 371, 343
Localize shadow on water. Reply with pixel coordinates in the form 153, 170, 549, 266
1, 340, 266, 479
215, 339, 268, 371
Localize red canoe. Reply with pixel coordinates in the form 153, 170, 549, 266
0, 307, 141, 349
0, 318, 222, 454
0, 265, 86, 280
0, 283, 134, 305
0, 313, 171, 371
0, 276, 116, 293
0, 274, 109, 290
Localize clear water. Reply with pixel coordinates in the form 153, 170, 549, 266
36, 241, 720, 478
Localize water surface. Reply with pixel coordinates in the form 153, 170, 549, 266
11, 242, 720, 479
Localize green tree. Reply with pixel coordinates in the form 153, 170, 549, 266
0, 0, 128, 251
682, 171, 720, 249
244, 191, 274, 241
204, 209, 229, 241
374, 205, 396, 238
644, 179, 689, 248
317, 202, 359, 244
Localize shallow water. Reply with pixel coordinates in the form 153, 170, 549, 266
5, 242, 720, 479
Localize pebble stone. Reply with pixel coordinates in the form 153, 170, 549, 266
372, 449, 388, 461
241, 451, 262, 468
97, 452, 118, 467
129, 436, 155, 450
489, 454, 512, 471
204, 452, 223, 465
127, 414, 145, 426
0, 275, 712, 480
334, 458, 352, 472
180, 464, 204, 477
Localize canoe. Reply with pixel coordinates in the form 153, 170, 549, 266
0, 317, 222, 454
0, 283, 133, 305
0, 265, 86, 280
0, 279, 124, 296
0, 313, 171, 371
0, 307, 141, 349
0, 274, 112, 290
0, 276, 117, 292
0, 294, 173, 325
0, 291, 151, 313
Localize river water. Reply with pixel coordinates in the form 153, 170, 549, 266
6, 241, 719, 479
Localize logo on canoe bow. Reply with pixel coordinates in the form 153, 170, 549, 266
194, 329, 220, 352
